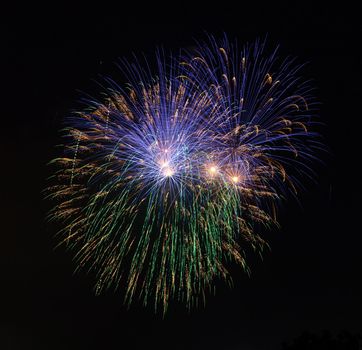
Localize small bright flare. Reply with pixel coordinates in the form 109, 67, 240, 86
162, 166, 174, 177
209, 165, 217, 174
159, 159, 174, 177
232, 176, 239, 183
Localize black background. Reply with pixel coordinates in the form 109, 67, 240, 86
3, 3, 361, 349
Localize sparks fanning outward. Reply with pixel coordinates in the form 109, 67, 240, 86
47, 36, 322, 313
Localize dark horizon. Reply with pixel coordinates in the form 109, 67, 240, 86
3, 3, 361, 349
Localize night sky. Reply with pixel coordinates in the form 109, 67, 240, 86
3, 3, 361, 349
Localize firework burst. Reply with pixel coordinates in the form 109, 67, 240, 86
47, 36, 321, 313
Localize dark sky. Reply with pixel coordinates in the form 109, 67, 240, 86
3, 3, 361, 349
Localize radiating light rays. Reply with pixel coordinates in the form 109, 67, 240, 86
47, 35, 321, 314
